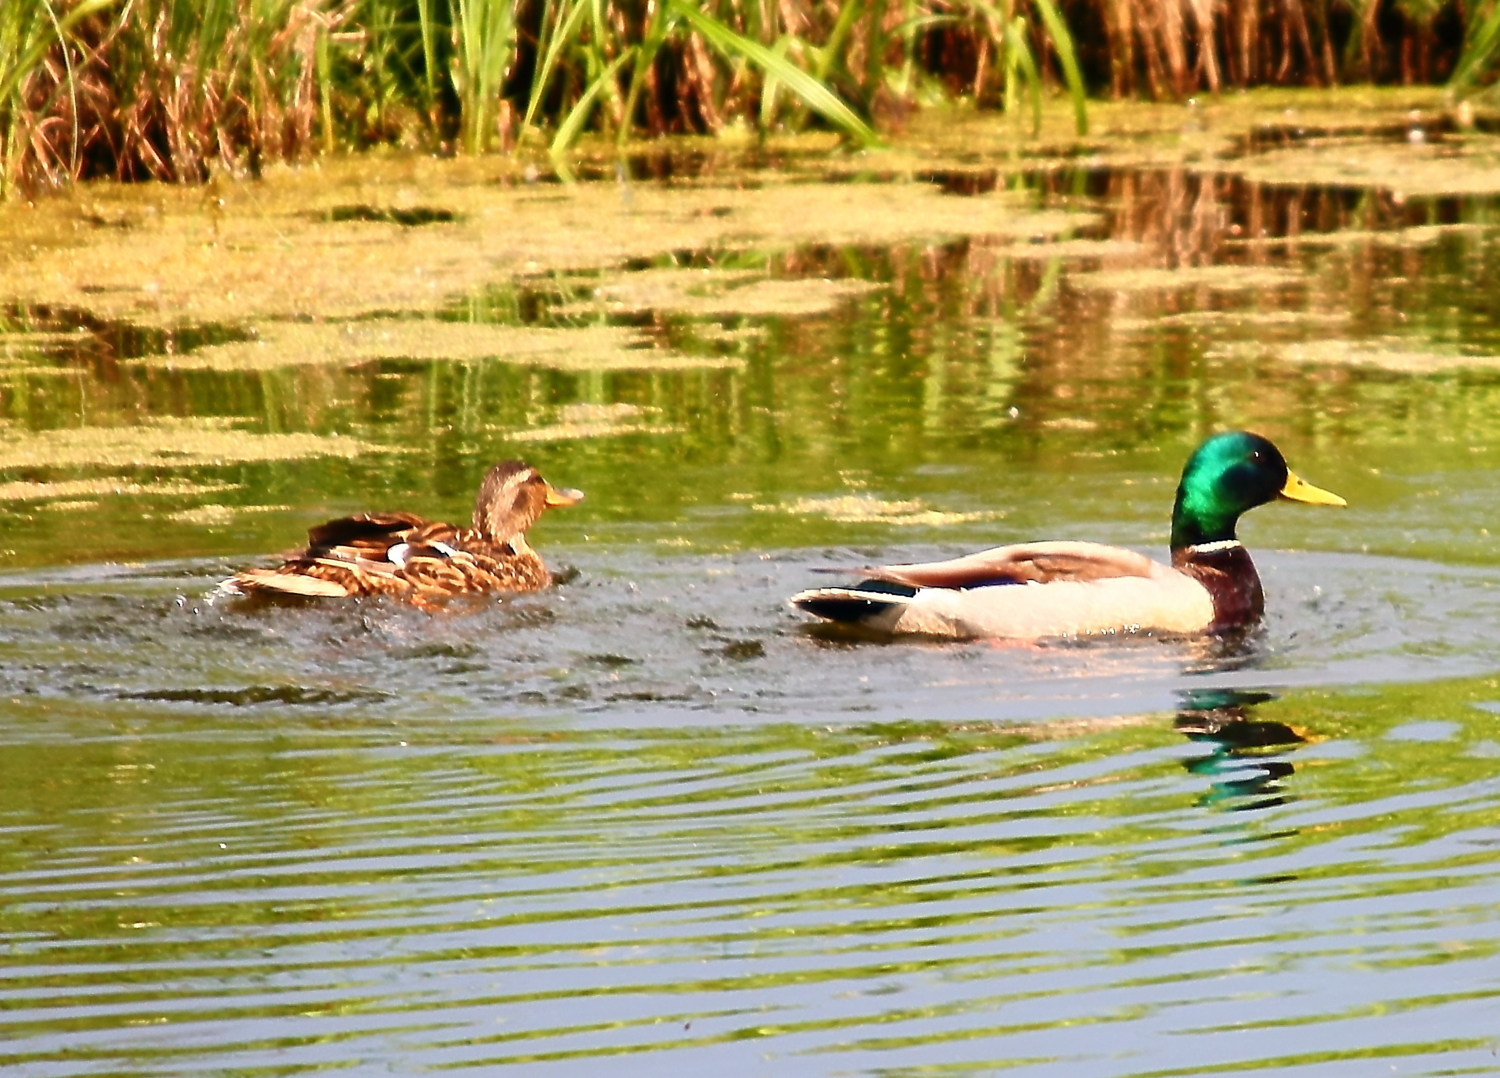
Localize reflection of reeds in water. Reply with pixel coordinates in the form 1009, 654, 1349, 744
3, 159, 1500, 500
1097, 0, 1460, 99
2, 0, 1483, 197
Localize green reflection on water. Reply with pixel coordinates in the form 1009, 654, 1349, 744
2, 676, 1500, 1074
2, 168, 1500, 574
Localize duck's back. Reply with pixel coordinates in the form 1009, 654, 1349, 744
225, 512, 550, 601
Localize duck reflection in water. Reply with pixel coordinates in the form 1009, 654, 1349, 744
1175, 689, 1308, 812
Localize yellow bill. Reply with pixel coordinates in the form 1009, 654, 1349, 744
1280, 471, 1346, 507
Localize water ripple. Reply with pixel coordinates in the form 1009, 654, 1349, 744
3, 673, 1500, 1075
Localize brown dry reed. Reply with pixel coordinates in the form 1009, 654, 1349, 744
0, 0, 1490, 197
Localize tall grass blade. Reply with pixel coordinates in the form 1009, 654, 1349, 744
40, 0, 81, 175
669, 1, 878, 146
617, 0, 676, 146
550, 47, 632, 176
452, 0, 519, 154
0, 0, 115, 104
416, 0, 440, 122
523, 0, 592, 135
1005, 16, 1043, 135
318, 23, 335, 153
814, 0, 866, 83
950, 0, 1039, 132
899, 0, 918, 95
1030, 0, 1087, 135
759, 35, 792, 132
1450, 1, 1500, 93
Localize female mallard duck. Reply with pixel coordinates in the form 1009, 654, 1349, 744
223, 460, 582, 602
789, 431, 1344, 640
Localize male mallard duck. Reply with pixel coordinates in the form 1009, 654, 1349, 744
788, 431, 1344, 639
222, 460, 582, 602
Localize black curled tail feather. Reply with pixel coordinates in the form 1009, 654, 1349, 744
789, 580, 918, 626
849, 579, 919, 597
795, 594, 900, 624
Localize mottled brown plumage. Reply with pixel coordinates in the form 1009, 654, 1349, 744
221, 461, 582, 603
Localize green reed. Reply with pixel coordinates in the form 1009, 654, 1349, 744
0, 0, 1491, 197
0, 0, 1093, 195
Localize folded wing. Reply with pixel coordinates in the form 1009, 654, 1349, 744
860, 540, 1162, 589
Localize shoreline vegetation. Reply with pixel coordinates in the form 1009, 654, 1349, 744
1, 0, 1499, 196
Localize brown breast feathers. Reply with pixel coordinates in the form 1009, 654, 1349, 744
1172, 542, 1264, 631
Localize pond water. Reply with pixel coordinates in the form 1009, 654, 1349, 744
5, 108, 1500, 1075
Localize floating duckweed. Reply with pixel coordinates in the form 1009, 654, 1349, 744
573, 270, 882, 319
995, 239, 1145, 261
0, 167, 1098, 329
0, 330, 88, 346
1389, 224, 1491, 245
1273, 339, 1500, 372
565, 268, 757, 316
169, 504, 291, 526
1073, 264, 1304, 292
1235, 140, 1500, 197
677, 277, 881, 317
756, 495, 1004, 526
1227, 223, 1489, 250
505, 421, 682, 442
1115, 309, 1348, 332
134, 321, 725, 372
0, 419, 384, 471
499, 402, 681, 442
882, 87, 1451, 173
690, 323, 767, 343
562, 402, 648, 422
0, 478, 240, 502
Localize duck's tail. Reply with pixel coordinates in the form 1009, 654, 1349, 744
788, 579, 919, 630
218, 568, 354, 598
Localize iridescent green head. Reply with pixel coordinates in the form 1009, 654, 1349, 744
1170, 431, 1345, 551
